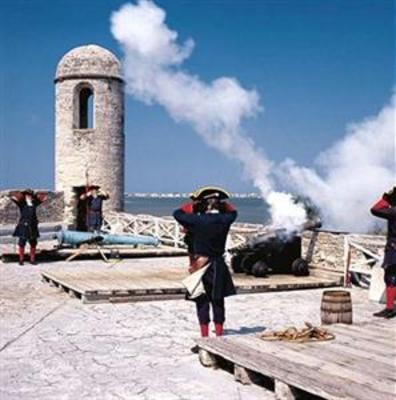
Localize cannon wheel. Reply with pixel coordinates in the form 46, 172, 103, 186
251, 260, 269, 277
240, 254, 262, 275
231, 254, 245, 273
291, 258, 310, 277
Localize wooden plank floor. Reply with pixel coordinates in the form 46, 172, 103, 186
41, 264, 341, 303
196, 320, 396, 400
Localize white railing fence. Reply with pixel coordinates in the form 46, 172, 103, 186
103, 211, 263, 249
343, 234, 385, 286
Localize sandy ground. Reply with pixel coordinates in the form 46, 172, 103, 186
0, 256, 383, 400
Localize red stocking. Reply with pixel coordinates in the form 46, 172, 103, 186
200, 324, 209, 337
386, 287, 396, 310
18, 246, 25, 263
215, 323, 223, 337
30, 246, 36, 263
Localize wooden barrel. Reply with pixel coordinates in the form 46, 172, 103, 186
321, 290, 352, 325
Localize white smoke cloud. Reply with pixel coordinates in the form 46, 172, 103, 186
111, 1, 394, 234
278, 94, 396, 232
111, 0, 274, 194
266, 192, 308, 233
111, 0, 306, 232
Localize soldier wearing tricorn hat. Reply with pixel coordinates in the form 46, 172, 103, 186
371, 186, 396, 319
9, 189, 48, 265
79, 185, 110, 232
174, 186, 237, 341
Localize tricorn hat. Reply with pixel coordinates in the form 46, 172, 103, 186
22, 188, 35, 196
88, 185, 101, 190
385, 186, 396, 205
191, 186, 230, 201
388, 186, 396, 195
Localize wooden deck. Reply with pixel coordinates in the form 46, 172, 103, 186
196, 320, 396, 400
40, 264, 341, 303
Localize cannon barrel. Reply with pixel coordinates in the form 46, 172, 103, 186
229, 217, 322, 253
56, 230, 160, 247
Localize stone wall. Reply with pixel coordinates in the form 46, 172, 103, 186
0, 190, 64, 225
302, 230, 346, 273
302, 230, 385, 275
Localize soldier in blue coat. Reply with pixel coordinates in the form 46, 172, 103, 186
10, 189, 47, 265
80, 186, 110, 232
371, 186, 396, 319
174, 187, 237, 337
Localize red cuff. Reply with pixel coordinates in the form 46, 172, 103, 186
371, 198, 390, 211
223, 202, 236, 212
36, 193, 48, 202
180, 202, 194, 213
11, 192, 24, 202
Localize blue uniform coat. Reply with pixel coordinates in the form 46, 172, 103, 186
173, 209, 237, 301
371, 200, 396, 268
12, 199, 42, 240
86, 196, 106, 231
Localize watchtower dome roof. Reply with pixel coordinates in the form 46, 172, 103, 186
55, 44, 123, 81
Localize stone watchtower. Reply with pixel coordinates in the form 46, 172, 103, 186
54, 45, 125, 228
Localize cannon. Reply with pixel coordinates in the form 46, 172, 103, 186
230, 199, 322, 278
56, 230, 160, 247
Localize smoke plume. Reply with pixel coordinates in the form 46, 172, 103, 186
278, 95, 395, 232
111, 1, 394, 233
111, 0, 307, 232
111, 0, 273, 193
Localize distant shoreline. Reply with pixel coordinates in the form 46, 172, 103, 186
125, 193, 262, 199
124, 196, 268, 224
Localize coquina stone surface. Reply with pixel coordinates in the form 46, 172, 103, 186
54, 45, 125, 227
0, 257, 382, 400
0, 190, 64, 225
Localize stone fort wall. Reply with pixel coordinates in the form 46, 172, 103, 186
302, 230, 385, 275
55, 44, 125, 228
55, 78, 125, 227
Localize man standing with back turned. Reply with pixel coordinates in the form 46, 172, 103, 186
173, 187, 238, 338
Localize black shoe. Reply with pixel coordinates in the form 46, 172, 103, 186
30, 260, 38, 265
373, 308, 391, 317
385, 309, 396, 319
190, 345, 199, 354
18, 261, 24, 266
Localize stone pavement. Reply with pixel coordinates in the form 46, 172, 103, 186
0, 257, 382, 400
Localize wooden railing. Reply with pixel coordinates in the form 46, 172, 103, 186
343, 234, 385, 286
102, 211, 263, 248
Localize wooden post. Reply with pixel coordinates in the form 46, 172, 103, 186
174, 223, 180, 248
198, 349, 217, 368
343, 235, 351, 287
275, 380, 297, 400
234, 364, 252, 385
154, 219, 160, 239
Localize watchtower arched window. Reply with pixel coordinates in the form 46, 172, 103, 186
78, 87, 94, 129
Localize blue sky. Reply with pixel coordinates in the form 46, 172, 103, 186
0, 0, 394, 192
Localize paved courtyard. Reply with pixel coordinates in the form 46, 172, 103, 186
0, 257, 384, 400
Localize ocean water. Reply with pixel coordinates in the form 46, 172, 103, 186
124, 197, 269, 224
